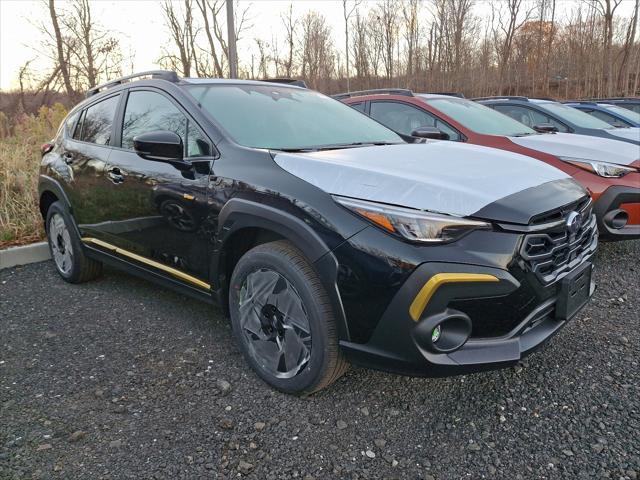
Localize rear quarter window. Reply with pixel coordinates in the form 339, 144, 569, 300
64, 111, 80, 138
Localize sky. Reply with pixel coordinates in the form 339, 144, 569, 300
0, 0, 348, 90
0, 0, 637, 91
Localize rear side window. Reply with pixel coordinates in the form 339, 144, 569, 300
79, 95, 120, 145
122, 90, 209, 157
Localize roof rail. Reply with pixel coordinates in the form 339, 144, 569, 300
563, 100, 599, 105
260, 78, 308, 88
332, 88, 414, 100
86, 70, 179, 98
472, 96, 529, 102
531, 96, 557, 102
423, 92, 466, 98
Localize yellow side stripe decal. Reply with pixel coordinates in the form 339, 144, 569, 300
409, 273, 499, 322
82, 237, 211, 291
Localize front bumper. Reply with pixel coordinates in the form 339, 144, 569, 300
339, 260, 595, 377
593, 185, 640, 241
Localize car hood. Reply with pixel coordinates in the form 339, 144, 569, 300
605, 127, 640, 143
508, 132, 640, 166
273, 142, 574, 220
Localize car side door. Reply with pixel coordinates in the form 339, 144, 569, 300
369, 101, 462, 141
58, 93, 122, 231
87, 87, 216, 285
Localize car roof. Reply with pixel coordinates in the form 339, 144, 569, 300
180, 78, 306, 89
416, 93, 461, 100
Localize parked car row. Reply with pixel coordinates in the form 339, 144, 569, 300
337, 90, 640, 242
38, 72, 636, 394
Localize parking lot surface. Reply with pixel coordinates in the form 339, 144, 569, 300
1, 241, 639, 479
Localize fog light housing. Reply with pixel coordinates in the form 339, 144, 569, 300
431, 325, 441, 343
413, 308, 472, 354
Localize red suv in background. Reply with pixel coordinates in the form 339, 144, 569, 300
338, 90, 640, 241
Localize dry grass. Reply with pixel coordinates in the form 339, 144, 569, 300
0, 104, 67, 248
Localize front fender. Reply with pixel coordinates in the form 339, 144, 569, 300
213, 197, 351, 341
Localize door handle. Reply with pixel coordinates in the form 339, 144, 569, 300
107, 167, 125, 184
63, 152, 74, 165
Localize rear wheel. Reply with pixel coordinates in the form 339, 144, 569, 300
229, 240, 349, 395
46, 201, 102, 283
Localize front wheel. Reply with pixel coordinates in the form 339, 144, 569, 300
229, 240, 349, 395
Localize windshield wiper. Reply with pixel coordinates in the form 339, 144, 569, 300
314, 141, 401, 150
272, 141, 401, 153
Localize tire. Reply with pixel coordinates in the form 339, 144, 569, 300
229, 240, 349, 395
45, 201, 103, 283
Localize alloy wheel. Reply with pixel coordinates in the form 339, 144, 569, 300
49, 213, 73, 274
238, 268, 312, 379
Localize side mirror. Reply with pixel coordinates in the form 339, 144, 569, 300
411, 126, 450, 140
532, 123, 559, 133
133, 130, 190, 169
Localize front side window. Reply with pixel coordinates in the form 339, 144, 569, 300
586, 109, 628, 126
602, 105, 640, 124
122, 90, 209, 157
186, 84, 402, 150
542, 102, 613, 129
424, 98, 536, 137
80, 95, 120, 145
370, 101, 461, 140
493, 105, 569, 132
349, 102, 366, 113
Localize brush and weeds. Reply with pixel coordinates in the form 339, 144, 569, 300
0, 104, 67, 248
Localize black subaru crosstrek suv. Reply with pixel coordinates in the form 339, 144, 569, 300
39, 71, 598, 394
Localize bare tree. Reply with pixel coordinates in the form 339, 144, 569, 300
281, 4, 297, 77
492, 0, 534, 94
161, 0, 194, 77
47, 0, 73, 95
343, 0, 361, 91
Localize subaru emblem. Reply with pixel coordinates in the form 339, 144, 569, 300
565, 211, 582, 237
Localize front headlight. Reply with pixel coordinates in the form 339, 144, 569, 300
333, 196, 491, 243
559, 157, 637, 178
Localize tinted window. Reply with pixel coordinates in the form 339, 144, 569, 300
65, 111, 80, 138
186, 123, 210, 157
350, 102, 366, 113
425, 98, 536, 136
122, 90, 209, 157
186, 84, 402, 149
542, 102, 613, 129
602, 105, 640, 124
80, 95, 119, 145
493, 105, 569, 133
370, 101, 461, 140
586, 109, 627, 126
122, 91, 186, 150
621, 104, 640, 114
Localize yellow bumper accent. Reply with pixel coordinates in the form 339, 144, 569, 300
409, 273, 499, 322
82, 237, 211, 291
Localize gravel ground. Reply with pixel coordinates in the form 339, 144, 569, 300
1, 241, 639, 480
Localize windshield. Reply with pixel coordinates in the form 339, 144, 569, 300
542, 102, 613, 129
186, 84, 402, 149
422, 97, 536, 136
603, 104, 640, 124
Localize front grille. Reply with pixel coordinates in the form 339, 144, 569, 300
521, 198, 598, 285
